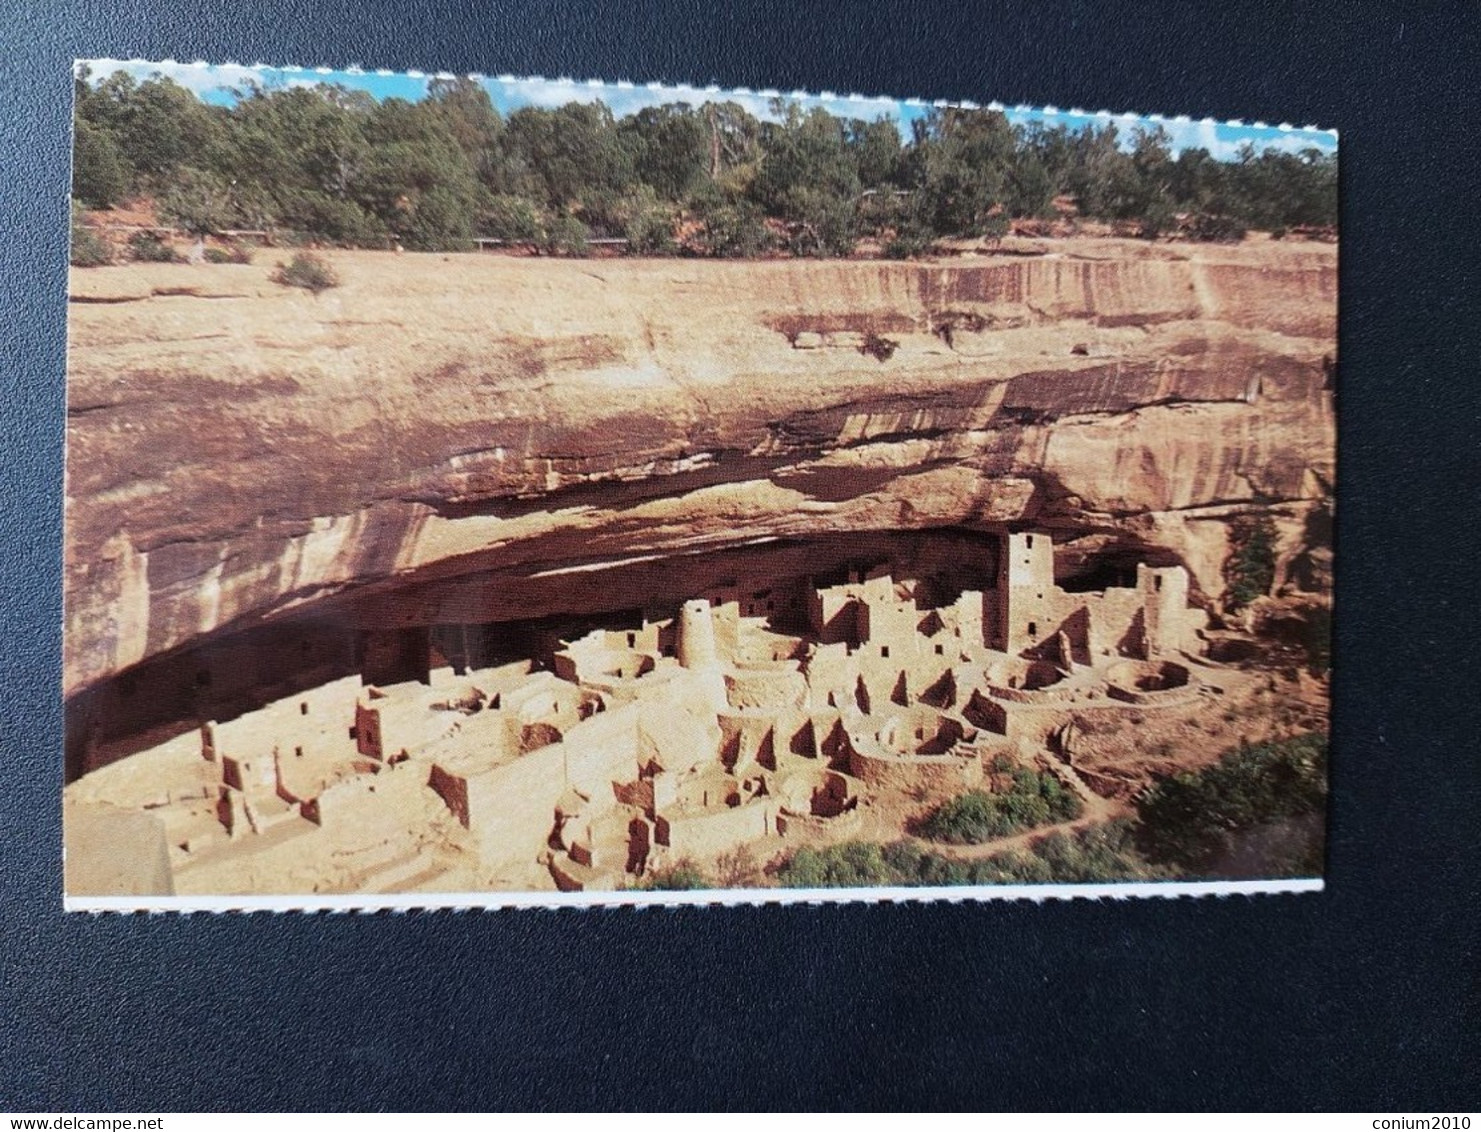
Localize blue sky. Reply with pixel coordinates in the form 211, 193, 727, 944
78, 59, 1338, 161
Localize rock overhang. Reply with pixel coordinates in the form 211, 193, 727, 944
64, 240, 1337, 700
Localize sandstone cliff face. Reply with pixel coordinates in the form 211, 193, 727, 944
65, 238, 1336, 698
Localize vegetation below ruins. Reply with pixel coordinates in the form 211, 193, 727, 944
766, 733, 1327, 888
962, 821, 1167, 884
773, 820, 1162, 888
1134, 731, 1328, 877
637, 862, 711, 891
71, 68, 1336, 257
914, 765, 1084, 844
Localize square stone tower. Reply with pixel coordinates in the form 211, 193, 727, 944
1137, 563, 1191, 656
998, 532, 1056, 655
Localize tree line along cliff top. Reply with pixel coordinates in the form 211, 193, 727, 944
71, 70, 1337, 260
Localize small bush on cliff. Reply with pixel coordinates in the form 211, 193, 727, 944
916, 769, 1083, 844
640, 861, 710, 890
540, 214, 589, 256
204, 242, 253, 265
1138, 199, 1176, 240
70, 205, 111, 267
918, 791, 1013, 843
882, 225, 936, 259
623, 201, 679, 256
1185, 212, 1247, 243
714, 845, 762, 888
481, 194, 545, 244
128, 231, 183, 263
692, 197, 772, 258
859, 331, 899, 362
271, 252, 339, 294
1225, 512, 1278, 610
776, 842, 895, 888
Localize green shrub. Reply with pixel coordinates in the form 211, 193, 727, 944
157, 167, 232, 240
204, 243, 253, 265
1023, 819, 1169, 882
917, 769, 1083, 845
1135, 732, 1328, 875
776, 842, 895, 888
965, 849, 1058, 884
624, 202, 678, 256
127, 231, 182, 263
880, 841, 981, 885
541, 214, 589, 256
919, 790, 1016, 843
72, 119, 129, 208
781, 189, 857, 258
481, 194, 545, 244
776, 821, 1161, 889
641, 861, 710, 890
573, 187, 633, 240
271, 252, 339, 294
1225, 511, 1278, 610
285, 196, 385, 247
1186, 212, 1247, 243
398, 183, 476, 252
1139, 199, 1176, 240
978, 212, 1011, 242
693, 200, 772, 258
70, 208, 112, 267
882, 226, 936, 259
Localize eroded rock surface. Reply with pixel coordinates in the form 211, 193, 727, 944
66, 237, 1336, 704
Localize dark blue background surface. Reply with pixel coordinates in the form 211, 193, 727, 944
3, 0, 1478, 1111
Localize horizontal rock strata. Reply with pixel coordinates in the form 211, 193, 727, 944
65, 238, 1337, 699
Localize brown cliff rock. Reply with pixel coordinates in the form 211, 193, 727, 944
65, 237, 1336, 699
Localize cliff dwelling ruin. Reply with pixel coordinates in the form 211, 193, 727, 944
64, 525, 1326, 897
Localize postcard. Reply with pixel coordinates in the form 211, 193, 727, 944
63, 62, 1336, 909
